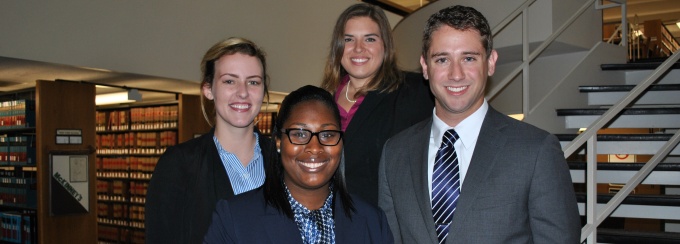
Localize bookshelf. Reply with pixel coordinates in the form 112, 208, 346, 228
0, 91, 37, 243
95, 94, 210, 244
254, 112, 276, 136
643, 19, 680, 58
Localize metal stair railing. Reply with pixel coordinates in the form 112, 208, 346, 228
605, 21, 646, 61
567, 50, 680, 244
486, 0, 679, 242
486, 0, 596, 115
598, 0, 628, 48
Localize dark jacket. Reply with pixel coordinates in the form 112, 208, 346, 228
203, 188, 394, 243
145, 129, 275, 244
343, 72, 434, 205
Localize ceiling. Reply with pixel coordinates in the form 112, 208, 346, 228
0, 56, 198, 106
1, 0, 678, 106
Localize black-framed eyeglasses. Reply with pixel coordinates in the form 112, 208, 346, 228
282, 128, 343, 146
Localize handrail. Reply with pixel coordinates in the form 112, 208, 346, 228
491, 0, 536, 36
596, 0, 627, 47
571, 49, 680, 243
605, 24, 622, 44
483, 0, 678, 242
580, 129, 680, 242
486, 0, 596, 103
563, 50, 680, 157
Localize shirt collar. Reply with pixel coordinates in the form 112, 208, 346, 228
285, 183, 334, 215
432, 99, 488, 150
213, 132, 262, 160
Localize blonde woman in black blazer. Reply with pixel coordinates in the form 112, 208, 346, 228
321, 3, 434, 205
146, 37, 275, 244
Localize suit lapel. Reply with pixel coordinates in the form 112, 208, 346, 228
334, 196, 368, 243
408, 119, 441, 244
204, 131, 235, 198
447, 108, 508, 240
343, 90, 388, 143
262, 204, 304, 244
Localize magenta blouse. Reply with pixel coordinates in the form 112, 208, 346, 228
334, 75, 365, 131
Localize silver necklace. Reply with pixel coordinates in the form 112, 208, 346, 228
345, 80, 357, 103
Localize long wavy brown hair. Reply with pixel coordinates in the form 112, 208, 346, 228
321, 3, 403, 98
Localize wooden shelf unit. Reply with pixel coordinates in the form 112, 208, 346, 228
36, 80, 97, 244
94, 94, 210, 244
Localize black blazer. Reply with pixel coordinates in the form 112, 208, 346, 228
145, 129, 275, 244
343, 72, 434, 205
203, 188, 394, 243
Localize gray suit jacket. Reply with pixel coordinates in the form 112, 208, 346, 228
378, 107, 580, 244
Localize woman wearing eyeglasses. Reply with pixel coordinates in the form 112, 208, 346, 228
203, 85, 393, 244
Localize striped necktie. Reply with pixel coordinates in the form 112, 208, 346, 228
432, 129, 460, 244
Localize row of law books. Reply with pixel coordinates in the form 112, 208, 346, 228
96, 206, 146, 229
0, 170, 36, 208
97, 202, 127, 220
96, 156, 159, 173
97, 224, 145, 244
0, 187, 36, 208
97, 216, 144, 230
96, 179, 126, 197
0, 211, 35, 244
96, 131, 177, 155
0, 136, 36, 166
255, 112, 275, 135
129, 181, 149, 199
0, 100, 35, 130
96, 105, 179, 132
129, 205, 145, 225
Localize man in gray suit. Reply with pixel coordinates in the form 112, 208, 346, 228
378, 5, 580, 244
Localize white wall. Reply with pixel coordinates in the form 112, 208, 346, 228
393, 0, 527, 71
393, 0, 600, 71
0, 0, 402, 93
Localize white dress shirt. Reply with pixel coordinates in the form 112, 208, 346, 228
427, 100, 488, 197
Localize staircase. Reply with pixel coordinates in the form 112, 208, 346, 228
556, 58, 680, 243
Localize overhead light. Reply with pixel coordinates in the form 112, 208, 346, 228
677, 20, 680, 29
96, 89, 142, 105
508, 113, 524, 121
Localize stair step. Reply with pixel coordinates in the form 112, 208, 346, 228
579, 84, 680, 92
568, 162, 680, 185
575, 193, 680, 207
557, 107, 680, 116
557, 134, 680, 155
557, 108, 680, 128
597, 228, 680, 244
575, 193, 680, 220
568, 161, 680, 171
579, 84, 680, 105
601, 62, 680, 70
557, 133, 674, 142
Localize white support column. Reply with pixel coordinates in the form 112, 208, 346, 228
522, 8, 530, 116
584, 135, 598, 243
